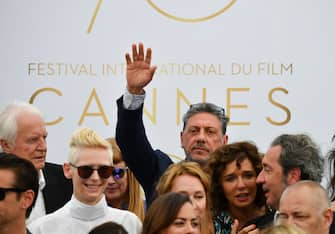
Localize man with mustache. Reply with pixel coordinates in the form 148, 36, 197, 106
0, 102, 72, 223
116, 43, 229, 205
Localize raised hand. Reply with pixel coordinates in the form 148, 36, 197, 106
125, 42, 157, 94
231, 219, 260, 234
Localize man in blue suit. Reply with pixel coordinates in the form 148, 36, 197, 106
116, 43, 229, 206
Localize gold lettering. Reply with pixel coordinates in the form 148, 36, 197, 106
29, 88, 63, 125
143, 88, 157, 124
47, 63, 55, 76
196, 64, 206, 75
182, 63, 194, 76
28, 63, 36, 75
176, 89, 191, 126
87, 0, 103, 34
227, 88, 250, 125
37, 63, 45, 76
266, 87, 291, 125
281, 63, 293, 75
176, 88, 207, 125
78, 88, 109, 125
207, 64, 216, 75
231, 63, 241, 75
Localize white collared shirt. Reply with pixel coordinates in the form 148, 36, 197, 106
26, 169, 46, 224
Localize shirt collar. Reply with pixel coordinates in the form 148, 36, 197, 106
38, 169, 46, 190
69, 195, 108, 221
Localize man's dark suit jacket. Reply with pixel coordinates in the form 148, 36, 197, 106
116, 97, 174, 206
42, 162, 73, 214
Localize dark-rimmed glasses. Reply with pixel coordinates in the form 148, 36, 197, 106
0, 187, 27, 201
70, 163, 113, 179
112, 167, 128, 180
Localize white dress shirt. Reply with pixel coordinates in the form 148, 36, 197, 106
26, 169, 46, 224
123, 88, 145, 110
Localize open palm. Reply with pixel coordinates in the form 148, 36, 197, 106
125, 43, 157, 94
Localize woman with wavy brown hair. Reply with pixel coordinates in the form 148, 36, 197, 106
206, 141, 268, 234
155, 161, 214, 234
104, 138, 145, 221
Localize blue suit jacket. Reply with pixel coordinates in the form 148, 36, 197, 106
116, 96, 174, 206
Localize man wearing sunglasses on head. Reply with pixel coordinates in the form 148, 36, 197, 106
116, 43, 229, 206
28, 127, 142, 234
0, 152, 39, 234
0, 101, 73, 224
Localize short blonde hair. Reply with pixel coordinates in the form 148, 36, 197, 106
68, 127, 113, 164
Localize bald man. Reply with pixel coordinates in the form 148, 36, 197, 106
277, 180, 333, 234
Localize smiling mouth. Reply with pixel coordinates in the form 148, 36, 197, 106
85, 184, 101, 190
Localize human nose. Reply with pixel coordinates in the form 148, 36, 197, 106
107, 175, 117, 185
237, 177, 246, 188
185, 222, 197, 234
196, 129, 206, 141
89, 169, 100, 180
37, 137, 47, 150
285, 215, 296, 225
256, 170, 264, 184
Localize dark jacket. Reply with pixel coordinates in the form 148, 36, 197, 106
42, 162, 73, 213
115, 96, 173, 206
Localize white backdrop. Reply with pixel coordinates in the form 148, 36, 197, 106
1, 0, 335, 165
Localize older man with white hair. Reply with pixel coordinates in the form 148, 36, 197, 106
0, 101, 72, 223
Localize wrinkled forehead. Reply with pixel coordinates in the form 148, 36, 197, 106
16, 111, 46, 132
185, 112, 222, 128
280, 188, 320, 212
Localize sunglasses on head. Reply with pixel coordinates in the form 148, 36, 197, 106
0, 187, 26, 201
70, 163, 113, 179
112, 167, 128, 180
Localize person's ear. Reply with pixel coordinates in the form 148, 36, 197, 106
223, 134, 228, 144
21, 190, 34, 210
323, 208, 333, 227
0, 139, 12, 153
180, 131, 185, 148
286, 168, 301, 185
63, 163, 73, 179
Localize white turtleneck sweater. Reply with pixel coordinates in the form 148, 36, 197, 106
27, 195, 142, 234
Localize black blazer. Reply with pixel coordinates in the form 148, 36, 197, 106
115, 96, 174, 206
42, 162, 73, 214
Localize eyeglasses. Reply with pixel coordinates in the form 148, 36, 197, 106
0, 187, 27, 201
70, 163, 113, 179
112, 167, 128, 180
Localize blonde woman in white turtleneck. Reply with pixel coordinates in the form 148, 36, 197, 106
28, 127, 142, 234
